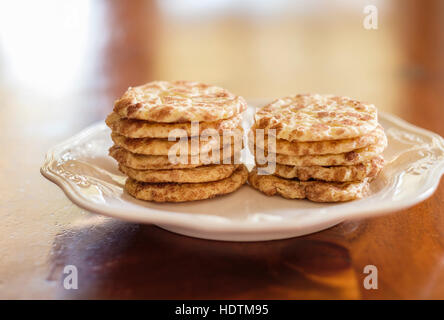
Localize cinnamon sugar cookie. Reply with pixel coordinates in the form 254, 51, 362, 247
114, 81, 247, 123
125, 165, 248, 202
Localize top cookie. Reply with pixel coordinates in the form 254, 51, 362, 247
114, 80, 247, 123
254, 94, 378, 141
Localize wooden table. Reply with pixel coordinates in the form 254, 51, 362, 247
1, 0, 443, 299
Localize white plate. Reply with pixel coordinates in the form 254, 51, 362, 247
41, 108, 444, 241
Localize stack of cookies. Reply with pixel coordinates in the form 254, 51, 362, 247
106, 80, 248, 202
248, 94, 386, 202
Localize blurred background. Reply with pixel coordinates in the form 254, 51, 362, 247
0, 0, 442, 130
1, 0, 444, 298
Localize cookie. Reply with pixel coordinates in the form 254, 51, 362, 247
254, 132, 387, 166
254, 94, 378, 141
125, 164, 248, 202
114, 80, 247, 123
250, 124, 385, 156
106, 112, 242, 138
119, 163, 239, 183
258, 156, 384, 182
109, 145, 241, 170
111, 131, 243, 156
248, 167, 369, 202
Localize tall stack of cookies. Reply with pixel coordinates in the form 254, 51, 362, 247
106, 81, 248, 202
248, 94, 386, 202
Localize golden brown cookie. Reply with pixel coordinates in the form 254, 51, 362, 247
106, 112, 243, 138
250, 124, 385, 156
254, 132, 387, 166
258, 156, 384, 182
109, 145, 241, 170
248, 167, 369, 202
119, 163, 239, 183
254, 94, 378, 141
114, 80, 247, 123
111, 131, 243, 156
125, 165, 248, 202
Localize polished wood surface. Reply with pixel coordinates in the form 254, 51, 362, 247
1, 0, 443, 299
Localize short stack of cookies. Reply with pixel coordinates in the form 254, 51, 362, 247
106, 80, 248, 202
248, 94, 387, 202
